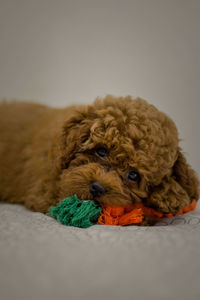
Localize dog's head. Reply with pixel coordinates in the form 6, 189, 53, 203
57, 95, 199, 213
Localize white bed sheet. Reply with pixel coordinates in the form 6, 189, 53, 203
0, 201, 200, 300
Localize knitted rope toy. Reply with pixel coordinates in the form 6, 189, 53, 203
47, 195, 197, 228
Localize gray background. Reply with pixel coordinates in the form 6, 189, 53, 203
0, 0, 199, 173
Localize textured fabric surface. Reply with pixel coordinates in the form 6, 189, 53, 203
0, 201, 200, 300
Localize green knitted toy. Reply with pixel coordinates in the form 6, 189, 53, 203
47, 195, 102, 228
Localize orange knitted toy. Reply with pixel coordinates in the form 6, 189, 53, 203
97, 200, 197, 226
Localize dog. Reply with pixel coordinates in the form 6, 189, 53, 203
0, 95, 199, 217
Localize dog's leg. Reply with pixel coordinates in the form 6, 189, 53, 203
22, 181, 60, 213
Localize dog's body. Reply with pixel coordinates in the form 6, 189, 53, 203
0, 96, 199, 215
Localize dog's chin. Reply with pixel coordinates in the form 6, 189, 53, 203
88, 193, 133, 207
95, 196, 133, 207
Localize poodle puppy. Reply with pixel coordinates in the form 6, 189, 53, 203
0, 95, 199, 216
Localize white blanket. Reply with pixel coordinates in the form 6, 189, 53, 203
0, 201, 200, 300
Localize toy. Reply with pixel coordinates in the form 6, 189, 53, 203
47, 195, 102, 228
98, 200, 197, 226
47, 195, 197, 228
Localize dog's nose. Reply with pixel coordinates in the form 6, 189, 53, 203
89, 182, 105, 198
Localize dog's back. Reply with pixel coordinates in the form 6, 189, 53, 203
0, 101, 53, 203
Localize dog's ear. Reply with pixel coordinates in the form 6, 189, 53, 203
59, 106, 95, 168
146, 148, 199, 213
172, 148, 199, 200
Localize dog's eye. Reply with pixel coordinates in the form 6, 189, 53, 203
96, 147, 107, 157
128, 170, 140, 181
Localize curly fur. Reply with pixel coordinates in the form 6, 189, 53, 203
0, 95, 199, 215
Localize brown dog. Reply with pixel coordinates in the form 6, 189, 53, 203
0, 95, 199, 214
